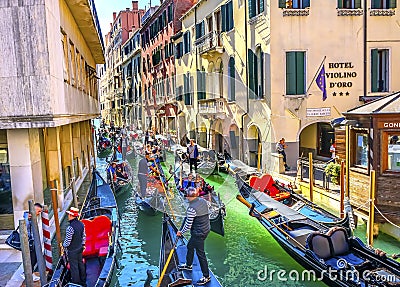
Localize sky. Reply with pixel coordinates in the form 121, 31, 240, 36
95, 0, 160, 37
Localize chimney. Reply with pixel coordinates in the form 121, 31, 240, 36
126, 8, 130, 11
113, 12, 117, 21
132, 1, 138, 10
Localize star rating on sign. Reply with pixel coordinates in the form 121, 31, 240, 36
333, 92, 337, 96
346, 91, 350, 96
339, 92, 343, 96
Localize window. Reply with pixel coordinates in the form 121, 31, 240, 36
183, 31, 191, 54
175, 42, 183, 59
371, 49, 389, 93
355, 133, 368, 168
184, 73, 192, 105
371, 0, 396, 8
222, 1, 234, 31
256, 47, 264, 99
61, 32, 69, 83
76, 49, 81, 89
250, 0, 265, 17
168, 5, 174, 22
69, 41, 76, 86
286, 51, 305, 95
248, 49, 258, 99
279, 0, 310, 9
197, 69, 206, 100
195, 21, 205, 40
228, 57, 235, 102
387, 133, 400, 171
337, 0, 361, 8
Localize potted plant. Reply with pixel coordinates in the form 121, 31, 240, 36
325, 162, 341, 185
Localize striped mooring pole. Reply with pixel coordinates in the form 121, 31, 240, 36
42, 206, 53, 272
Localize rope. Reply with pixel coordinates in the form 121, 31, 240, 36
374, 205, 400, 230
351, 199, 372, 212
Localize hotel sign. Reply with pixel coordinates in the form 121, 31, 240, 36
378, 122, 400, 129
306, 108, 331, 117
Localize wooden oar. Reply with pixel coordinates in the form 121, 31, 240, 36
154, 163, 176, 220
156, 236, 180, 287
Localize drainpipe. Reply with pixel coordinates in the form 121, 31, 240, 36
363, 0, 367, 99
195, 6, 200, 144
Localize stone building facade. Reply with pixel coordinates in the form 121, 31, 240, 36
0, 0, 104, 230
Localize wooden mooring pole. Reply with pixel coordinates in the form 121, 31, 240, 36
339, 160, 345, 218
257, 143, 262, 172
308, 152, 314, 202
367, 170, 376, 246
50, 181, 62, 253
19, 219, 34, 287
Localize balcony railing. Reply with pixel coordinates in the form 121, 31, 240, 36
194, 31, 223, 55
198, 98, 226, 115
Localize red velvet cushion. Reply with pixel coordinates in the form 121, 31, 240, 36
82, 215, 112, 258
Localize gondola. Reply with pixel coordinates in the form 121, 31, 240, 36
237, 192, 400, 287
106, 160, 133, 195
158, 214, 223, 287
97, 138, 113, 158
235, 172, 351, 231
44, 170, 120, 287
169, 166, 226, 237
174, 147, 219, 177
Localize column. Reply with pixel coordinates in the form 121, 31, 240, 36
72, 123, 82, 177
45, 127, 64, 209
8, 129, 44, 227
60, 124, 75, 184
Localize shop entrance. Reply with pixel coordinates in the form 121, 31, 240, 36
0, 130, 13, 229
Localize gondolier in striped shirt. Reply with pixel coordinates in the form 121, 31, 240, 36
63, 207, 86, 286
177, 186, 211, 285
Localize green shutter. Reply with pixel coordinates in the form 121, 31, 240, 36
229, 57, 235, 101
260, 0, 265, 12
221, 4, 227, 32
337, 0, 343, 8
303, 0, 310, 8
248, 49, 256, 98
295, 52, 305, 95
197, 70, 206, 100
371, 0, 380, 8
286, 52, 296, 95
201, 21, 205, 36
371, 49, 378, 93
196, 23, 201, 39
249, 0, 256, 18
228, 1, 234, 30
355, 0, 362, 8
279, 0, 286, 8
390, 0, 397, 8
259, 52, 264, 98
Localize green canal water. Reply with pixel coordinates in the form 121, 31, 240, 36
92, 152, 399, 287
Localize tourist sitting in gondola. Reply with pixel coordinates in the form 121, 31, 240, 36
107, 162, 117, 181
181, 174, 196, 191
115, 166, 128, 180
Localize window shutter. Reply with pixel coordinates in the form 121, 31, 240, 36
286, 52, 296, 95
279, 0, 286, 8
303, 0, 310, 8
248, 49, 256, 98
295, 52, 305, 95
355, 0, 362, 8
201, 21, 205, 36
229, 57, 235, 101
260, 0, 265, 13
337, 0, 343, 8
249, 0, 256, 18
196, 23, 201, 39
221, 4, 227, 32
390, 0, 397, 8
371, 49, 378, 93
259, 52, 264, 98
228, 1, 234, 30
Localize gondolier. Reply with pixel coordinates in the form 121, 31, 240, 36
63, 207, 86, 286
138, 157, 148, 197
121, 134, 129, 161
177, 187, 211, 285
187, 139, 199, 173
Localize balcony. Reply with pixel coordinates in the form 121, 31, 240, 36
194, 31, 224, 59
198, 98, 226, 116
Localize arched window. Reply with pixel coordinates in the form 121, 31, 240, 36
228, 57, 235, 102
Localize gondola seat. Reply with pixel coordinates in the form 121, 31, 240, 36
249, 174, 286, 199
307, 227, 367, 269
82, 215, 112, 258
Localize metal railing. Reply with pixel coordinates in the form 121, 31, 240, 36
194, 31, 222, 54
298, 157, 337, 191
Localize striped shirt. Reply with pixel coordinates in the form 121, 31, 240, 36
63, 225, 86, 248
180, 207, 197, 234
